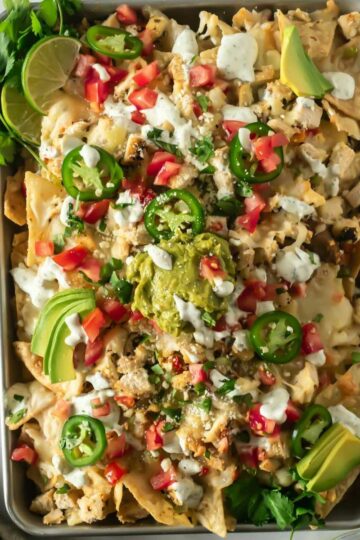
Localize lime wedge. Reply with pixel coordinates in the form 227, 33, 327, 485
1, 77, 42, 145
21, 36, 81, 114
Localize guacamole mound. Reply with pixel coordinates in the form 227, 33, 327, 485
126, 233, 235, 335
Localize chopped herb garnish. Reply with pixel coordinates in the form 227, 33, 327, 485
204, 449, 211, 459
147, 128, 183, 158
198, 397, 212, 413
162, 422, 175, 432
200, 164, 216, 175
216, 378, 236, 396
203, 360, 215, 372
235, 179, 253, 198
53, 234, 65, 254
196, 94, 209, 113
98, 217, 107, 232
215, 196, 243, 219
56, 483, 70, 494
110, 272, 132, 303
64, 202, 84, 237
352, 351, 360, 364
189, 136, 214, 163
313, 313, 324, 323
337, 266, 351, 278
162, 407, 182, 422
233, 393, 253, 407
8, 408, 26, 424
276, 287, 287, 295
151, 364, 164, 375
201, 311, 216, 327
194, 382, 206, 396
13, 394, 24, 402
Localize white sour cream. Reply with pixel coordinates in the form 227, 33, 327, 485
71, 389, 120, 427
92, 63, 111, 82
232, 329, 249, 353
64, 313, 88, 347
212, 277, 234, 298
173, 294, 214, 348
144, 245, 173, 270
62, 135, 83, 155
172, 28, 199, 63
238, 127, 252, 153
256, 301, 275, 316
110, 190, 144, 227
63, 469, 88, 489
85, 372, 110, 391
79, 144, 100, 168
328, 404, 360, 437
275, 248, 320, 284
178, 458, 202, 476
217, 33, 258, 81
323, 72, 355, 100
305, 350, 326, 367
260, 387, 290, 424
278, 196, 315, 220
169, 478, 203, 508
222, 104, 257, 124
60, 196, 75, 226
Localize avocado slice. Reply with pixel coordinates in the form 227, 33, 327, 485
31, 288, 91, 361
306, 426, 360, 492
296, 423, 346, 480
46, 296, 96, 383
280, 25, 333, 98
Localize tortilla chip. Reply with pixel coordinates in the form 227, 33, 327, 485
197, 486, 227, 538
316, 364, 360, 414
114, 484, 149, 524
122, 469, 192, 527
14, 341, 84, 398
4, 169, 26, 226
11, 231, 28, 267
5, 380, 56, 430
322, 100, 360, 140
316, 466, 360, 518
25, 171, 65, 266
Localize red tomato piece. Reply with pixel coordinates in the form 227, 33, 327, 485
82, 307, 107, 343
222, 120, 246, 142
74, 54, 96, 78
101, 299, 129, 323
35, 241, 54, 257
238, 447, 259, 469
199, 255, 226, 281
106, 66, 128, 86
91, 398, 111, 418
235, 193, 266, 234
271, 132, 289, 148
253, 136, 273, 161
192, 101, 203, 118
154, 162, 181, 186
84, 76, 109, 105
78, 200, 110, 224
147, 151, 176, 176
286, 401, 301, 423
150, 465, 177, 490
289, 282, 307, 298
248, 404, 279, 436
145, 422, 164, 451
199, 466, 209, 476
258, 365, 276, 386
116, 4, 137, 25
244, 193, 266, 214
94, 51, 113, 65
260, 152, 281, 173
131, 110, 146, 124
214, 315, 227, 332
106, 432, 127, 459
129, 310, 144, 324
52, 399, 71, 420
104, 462, 127, 485
189, 64, 216, 88
237, 287, 257, 313
301, 323, 324, 355
171, 354, 184, 374
114, 395, 135, 408
128, 88, 158, 110
84, 336, 104, 366
139, 29, 154, 56
133, 61, 160, 87
218, 435, 229, 454
78, 257, 102, 282
53, 246, 88, 271
11, 443, 37, 465
189, 364, 208, 384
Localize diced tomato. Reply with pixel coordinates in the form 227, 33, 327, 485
171, 354, 184, 374
78, 257, 102, 282
104, 462, 127, 485
106, 432, 127, 459
154, 162, 181, 186
101, 299, 129, 323
131, 110, 146, 124
84, 75, 110, 105
271, 132, 289, 148
91, 398, 111, 418
237, 287, 257, 313
11, 444, 37, 465
189, 64, 216, 88
129, 310, 144, 324
253, 136, 273, 161
82, 308, 107, 342
199, 255, 226, 281
53, 246, 88, 271
128, 87, 158, 110
290, 282, 307, 298
75, 54, 96, 78
84, 336, 104, 366
301, 323, 324, 355
139, 29, 154, 56
149, 319, 162, 333
238, 447, 259, 469
318, 369, 332, 391
248, 404, 279, 436
114, 395, 135, 408
121, 178, 155, 206
52, 399, 71, 420
189, 363, 208, 384
21, 181, 27, 198
106, 66, 128, 86
286, 401, 301, 423
150, 465, 177, 490
235, 193, 266, 234
78, 200, 110, 224
217, 435, 229, 454
193, 100, 203, 118
35, 241, 54, 257
199, 466, 209, 476
258, 365, 276, 386
116, 3, 137, 25
94, 51, 113, 65
245, 313, 257, 329
222, 120, 246, 142
260, 152, 281, 173
214, 315, 227, 332
147, 151, 176, 176
145, 422, 164, 451
133, 61, 160, 87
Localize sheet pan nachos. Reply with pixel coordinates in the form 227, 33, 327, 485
2, 0, 360, 535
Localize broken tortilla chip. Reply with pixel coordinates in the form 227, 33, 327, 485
197, 486, 227, 538
4, 169, 26, 226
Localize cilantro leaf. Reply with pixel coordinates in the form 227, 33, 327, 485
198, 397, 212, 412
71, 162, 104, 192
0, 132, 16, 165
110, 272, 132, 303
64, 203, 84, 237
216, 378, 235, 396
99, 34, 125, 54
189, 136, 214, 163
196, 94, 209, 113
0, 34, 15, 82
59, 0, 82, 16
225, 472, 262, 521
235, 178, 253, 198
147, 128, 183, 158
215, 196, 243, 219
7, 407, 27, 424
39, 0, 58, 27
201, 311, 216, 327
30, 10, 43, 36
263, 491, 294, 530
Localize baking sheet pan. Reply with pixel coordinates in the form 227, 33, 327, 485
1, 0, 360, 535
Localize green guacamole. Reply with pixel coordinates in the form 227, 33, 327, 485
126, 233, 235, 335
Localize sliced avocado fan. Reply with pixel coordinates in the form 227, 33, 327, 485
280, 25, 333, 99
